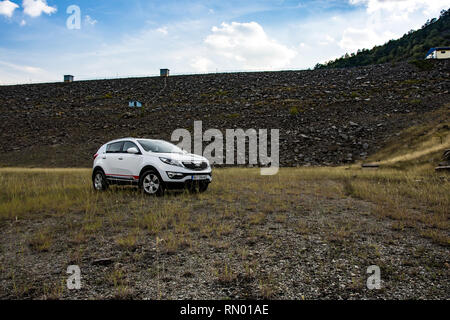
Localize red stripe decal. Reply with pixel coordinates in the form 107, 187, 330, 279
106, 173, 139, 180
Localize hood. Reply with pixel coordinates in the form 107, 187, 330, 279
150, 152, 208, 162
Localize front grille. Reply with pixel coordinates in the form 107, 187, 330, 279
182, 161, 208, 170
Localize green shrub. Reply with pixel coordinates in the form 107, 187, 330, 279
226, 113, 240, 119
409, 59, 434, 71
289, 106, 299, 115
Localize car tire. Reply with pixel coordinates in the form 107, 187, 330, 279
93, 169, 108, 191
140, 170, 164, 196
186, 181, 197, 193
199, 181, 209, 193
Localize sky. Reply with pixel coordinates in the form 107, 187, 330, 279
0, 0, 449, 84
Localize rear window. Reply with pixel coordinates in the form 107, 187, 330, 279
106, 141, 123, 153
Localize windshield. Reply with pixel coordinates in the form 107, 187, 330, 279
137, 140, 184, 154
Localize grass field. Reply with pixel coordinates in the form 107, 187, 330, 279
0, 110, 449, 299
0, 164, 448, 299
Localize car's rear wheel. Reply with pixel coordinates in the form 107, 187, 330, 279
140, 170, 164, 196
93, 170, 108, 191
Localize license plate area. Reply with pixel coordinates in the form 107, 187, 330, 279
191, 175, 208, 180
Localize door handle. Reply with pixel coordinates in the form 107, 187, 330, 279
118, 157, 123, 160
102, 156, 106, 159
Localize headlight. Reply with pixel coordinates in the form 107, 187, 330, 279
159, 157, 183, 167
166, 172, 184, 179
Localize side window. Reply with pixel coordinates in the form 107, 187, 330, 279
122, 141, 139, 153
106, 142, 124, 153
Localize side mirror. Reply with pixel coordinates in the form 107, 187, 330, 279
127, 147, 139, 154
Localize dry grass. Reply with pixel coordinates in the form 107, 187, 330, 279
0, 163, 448, 299
216, 263, 237, 284
0, 168, 95, 220
0, 163, 447, 247
258, 273, 278, 299
365, 105, 449, 169
115, 232, 138, 250
28, 229, 52, 252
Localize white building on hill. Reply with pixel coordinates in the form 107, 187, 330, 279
425, 47, 450, 59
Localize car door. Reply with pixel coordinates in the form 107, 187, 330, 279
118, 141, 143, 178
104, 141, 124, 177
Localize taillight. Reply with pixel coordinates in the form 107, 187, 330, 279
93, 153, 98, 160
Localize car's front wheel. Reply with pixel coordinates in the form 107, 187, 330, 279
93, 170, 108, 191
199, 181, 209, 193
187, 180, 209, 193
140, 170, 164, 196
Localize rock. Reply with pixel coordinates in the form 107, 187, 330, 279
435, 149, 450, 171
92, 258, 114, 266
0, 60, 449, 167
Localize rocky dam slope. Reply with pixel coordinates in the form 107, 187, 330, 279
0, 60, 449, 167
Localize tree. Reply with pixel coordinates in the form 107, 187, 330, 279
315, 9, 450, 69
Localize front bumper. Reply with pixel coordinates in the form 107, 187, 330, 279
162, 170, 212, 183
163, 171, 212, 190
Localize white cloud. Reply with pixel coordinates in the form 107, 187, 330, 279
22, 0, 56, 18
43, 20, 297, 78
190, 56, 214, 72
338, 0, 450, 52
339, 27, 396, 51
20, 19, 26, 26
0, 60, 42, 73
318, 35, 336, 46
0, 59, 55, 84
156, 26, 168, 35
202, 21, 296, 70
349, 0, 450, 17
84, 15, 97, 26
0, 0, 19, 17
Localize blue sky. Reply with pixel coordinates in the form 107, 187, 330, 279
0, 0, 449, 84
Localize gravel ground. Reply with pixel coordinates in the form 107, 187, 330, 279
0, 177, 448, 300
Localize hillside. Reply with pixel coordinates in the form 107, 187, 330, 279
0, 60, 449, 167
315, 9, 450, 69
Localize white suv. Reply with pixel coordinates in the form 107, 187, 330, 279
92, 138, 212, 195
